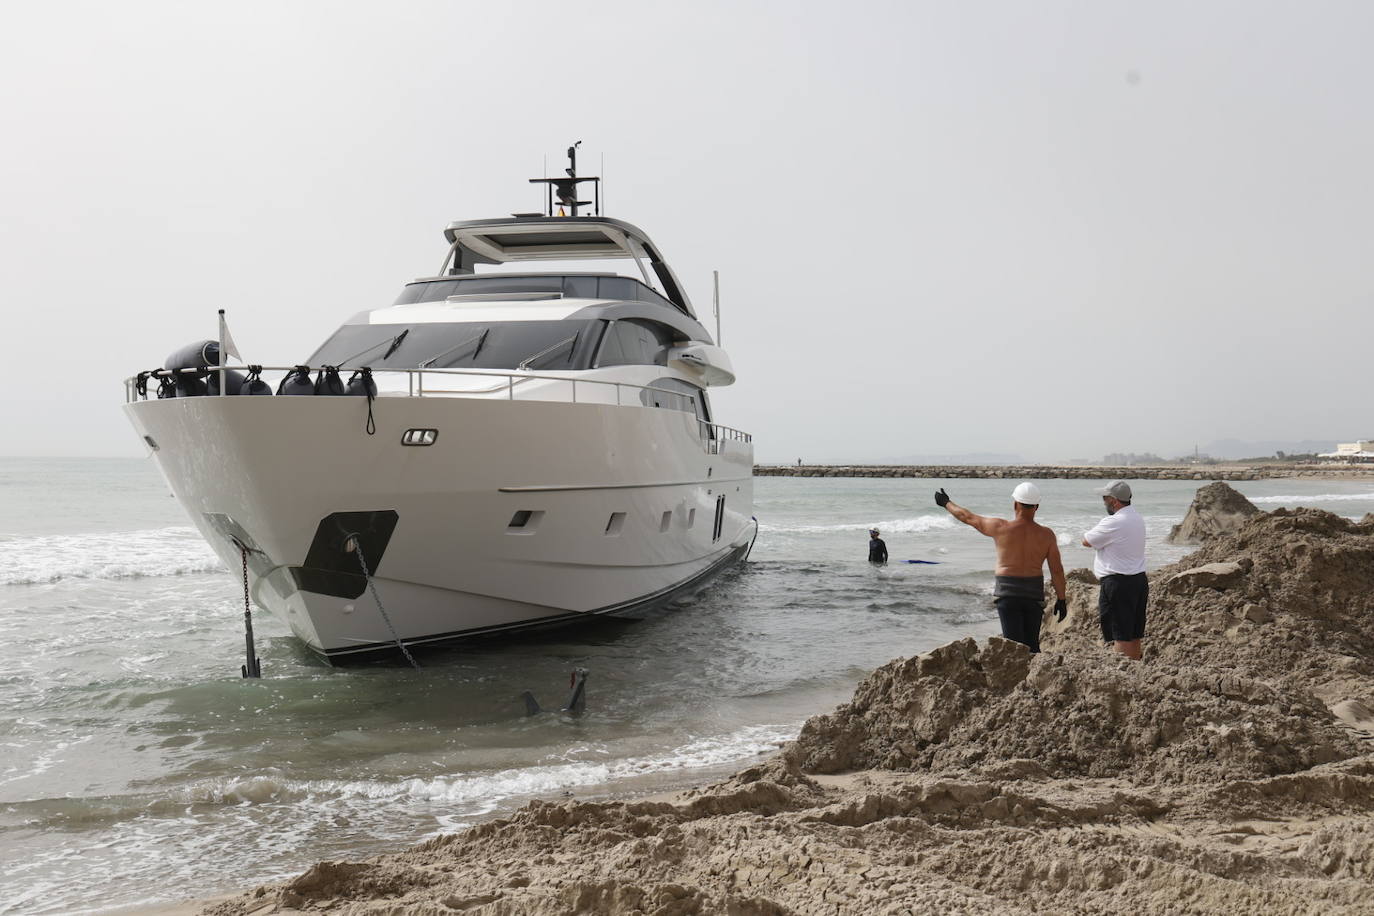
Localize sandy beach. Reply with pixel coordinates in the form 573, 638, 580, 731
191, 491, 1374, 915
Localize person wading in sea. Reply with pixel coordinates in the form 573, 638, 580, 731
936, 483, 1067, 653
868, 528, 888, 564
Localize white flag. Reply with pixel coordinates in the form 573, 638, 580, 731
218, 309, 242, 365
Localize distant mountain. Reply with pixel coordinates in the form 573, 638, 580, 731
1198, 439, 1341, 460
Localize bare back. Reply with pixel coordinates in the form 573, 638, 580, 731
987, 518, 1058, 577
943, 500, 1067, 598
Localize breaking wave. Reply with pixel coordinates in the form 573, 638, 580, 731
199, 722, 793, 812
18, 722, 798, 828
761, 515, 958, 534
0, 528, 222, 586
1249, 492, 1374, 504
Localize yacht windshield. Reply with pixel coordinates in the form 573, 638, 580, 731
308, 320, 601, 371
393, 274, 678, 310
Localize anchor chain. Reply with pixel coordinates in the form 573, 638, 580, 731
238, 542, 262, 678
348, 533, 419, 670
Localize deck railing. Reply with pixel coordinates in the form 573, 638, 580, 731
124, 364, 752, 444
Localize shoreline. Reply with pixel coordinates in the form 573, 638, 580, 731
755, 463, 1374, 480
192, 496, 1374, 915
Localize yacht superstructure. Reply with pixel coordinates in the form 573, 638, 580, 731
122, 152, 755, 662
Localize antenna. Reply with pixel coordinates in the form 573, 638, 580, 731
529, 142, 600, 217
713, 271, 721, 345
600, 152, 605, 216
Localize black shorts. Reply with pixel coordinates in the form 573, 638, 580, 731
1099, 572, 1148, 642
994, 597, 1043, 654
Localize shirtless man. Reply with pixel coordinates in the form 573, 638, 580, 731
936, 482, 1067, 654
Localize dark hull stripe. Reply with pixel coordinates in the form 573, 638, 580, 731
316, 539, 751, 663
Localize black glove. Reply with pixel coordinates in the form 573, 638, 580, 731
935, 488, 950, 508
1053, 598, 1067, 622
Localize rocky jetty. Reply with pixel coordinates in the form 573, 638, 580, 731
1166, 480, 1261, 544
755, 464, 1369, 481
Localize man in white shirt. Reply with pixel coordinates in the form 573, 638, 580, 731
1081, 480, 1148, 660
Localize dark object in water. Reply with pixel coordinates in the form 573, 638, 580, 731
562, 667, 588, 715
519, 668, 590, 717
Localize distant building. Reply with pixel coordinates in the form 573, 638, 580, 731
1318, 440, 1374, 462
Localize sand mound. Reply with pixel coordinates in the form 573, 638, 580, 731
1049, 508, 1374, 708
785, 637, 1360, 784
1167, 481, 1260, 544
204, 496, 1374, 916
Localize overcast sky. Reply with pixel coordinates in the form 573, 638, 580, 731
2, 0, 1370, 462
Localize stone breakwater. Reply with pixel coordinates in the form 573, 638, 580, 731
756, 464, 1370, 481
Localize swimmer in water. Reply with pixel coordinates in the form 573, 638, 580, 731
936, 483, 1067, 653
868, 527, 888, 564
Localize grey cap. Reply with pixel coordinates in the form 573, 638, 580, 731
869, 528, 880, 535
1097, 480, 1132, 501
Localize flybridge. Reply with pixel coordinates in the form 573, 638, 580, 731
438, 217, 694, 317
432, 143, 697, 318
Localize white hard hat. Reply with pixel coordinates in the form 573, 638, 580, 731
1012, 482, 1041, 506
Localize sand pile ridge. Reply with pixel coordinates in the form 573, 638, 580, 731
206, 501, 1374, 916
1048, 506, 1374, 708
1166, 480, 1260, 544
785, 637, 1359, 785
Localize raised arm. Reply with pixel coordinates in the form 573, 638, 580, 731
935, 489, 1004, 538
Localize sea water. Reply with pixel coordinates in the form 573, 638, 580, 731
2, 458, 1372, 914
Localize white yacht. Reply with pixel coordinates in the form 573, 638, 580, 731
122, 152, 755, 663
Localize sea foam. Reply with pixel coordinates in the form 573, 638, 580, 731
0, 527, 222, 586
1249, 492, 1374, 504
761, 515, 958, 534
165, 722, 798, 816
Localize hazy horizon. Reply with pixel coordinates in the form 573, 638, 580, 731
3, 1, 1371, 462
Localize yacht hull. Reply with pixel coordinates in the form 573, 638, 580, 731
123, 394, 755, 661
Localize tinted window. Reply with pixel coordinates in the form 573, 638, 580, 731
594, 320, 626, 366
640, 378, 701, 413
563, 276, 598, 299
393, 284, 428, 305
308, 320, 598, 371
596, 319, 672, 367
394, 276, 561, 305
598, 277, 638, 301
391, 275, 679, 308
